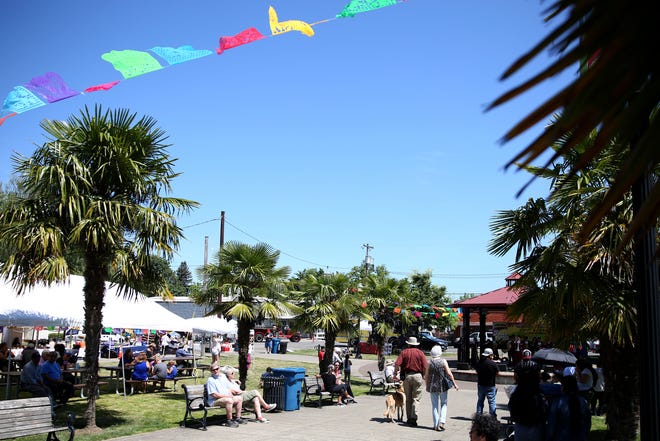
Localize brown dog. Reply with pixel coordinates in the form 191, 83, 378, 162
383, 385, 405, 422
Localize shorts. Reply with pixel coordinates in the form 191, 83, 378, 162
242, 389, 259, 402
212, 396, 241, 407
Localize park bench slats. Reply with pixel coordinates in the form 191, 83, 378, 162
0, 396, 74, 440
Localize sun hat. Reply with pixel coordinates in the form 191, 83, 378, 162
482, 348, 494, 357
386, 359, 395, 366
430, 345, 443, 358
405, 336, 420, 346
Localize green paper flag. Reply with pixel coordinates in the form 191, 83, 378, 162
337, 0, 397, 18
101, 50, 163, 79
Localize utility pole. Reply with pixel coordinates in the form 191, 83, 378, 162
219, 211, 225, 250
362, 243, 374, 277
203, 236, 209, 291
217, 211, 225, 315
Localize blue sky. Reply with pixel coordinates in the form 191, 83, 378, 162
0, 1, 573, 296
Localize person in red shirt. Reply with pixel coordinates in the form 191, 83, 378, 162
394, 336, 428, 427
317, 346, 325, 372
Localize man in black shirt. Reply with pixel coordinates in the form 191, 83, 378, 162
475, 347, 499, 417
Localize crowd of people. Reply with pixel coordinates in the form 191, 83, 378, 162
376, 336, 599, 440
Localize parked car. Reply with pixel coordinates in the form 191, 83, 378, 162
453, 331, 494, 348
417, 333, 448, 352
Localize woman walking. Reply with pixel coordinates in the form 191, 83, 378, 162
424, 345, 459, 431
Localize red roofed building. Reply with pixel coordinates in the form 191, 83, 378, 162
450, 273, 524, 363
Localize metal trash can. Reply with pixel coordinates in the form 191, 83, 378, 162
271, 367, 306, 411
262, 376, 286, 410
271, 338, 280, 354
278, 339, 289, 354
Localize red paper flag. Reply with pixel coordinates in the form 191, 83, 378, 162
85, 81, 121, 92
216, 27, 265, 55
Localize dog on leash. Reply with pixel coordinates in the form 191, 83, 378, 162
383, 384, 405, 422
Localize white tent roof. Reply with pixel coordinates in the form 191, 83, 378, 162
0, 275, 192, 332
186, 316, 237, 335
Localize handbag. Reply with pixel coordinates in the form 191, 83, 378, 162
442, 376, 453, 391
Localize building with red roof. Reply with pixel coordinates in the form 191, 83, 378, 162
450, 273, 524, 363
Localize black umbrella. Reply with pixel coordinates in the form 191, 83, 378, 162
531, 348, 577, 365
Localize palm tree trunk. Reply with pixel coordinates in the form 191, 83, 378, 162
237, 317, 251, 389
82, 259, 109, 429
600, 337, 640, 440
322, 332, 336, 374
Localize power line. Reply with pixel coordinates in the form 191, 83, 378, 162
179, 216, 508, 279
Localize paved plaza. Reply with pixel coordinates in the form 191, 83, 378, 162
108, 348, 512, 441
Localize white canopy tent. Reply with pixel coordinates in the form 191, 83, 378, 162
0, 275, 192, 332
186, 316, 237, 335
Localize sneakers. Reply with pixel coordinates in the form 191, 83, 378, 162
226, 420, 239, 428
257, 417, 270, 423
233, 417, 247, 425
265, 403, 277, 412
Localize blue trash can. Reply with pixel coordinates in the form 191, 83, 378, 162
271, 367, 306, 411
271, 338, 280, 355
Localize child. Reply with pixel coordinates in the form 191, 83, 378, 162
343, 353, 352, 384
166, 360, 178, 379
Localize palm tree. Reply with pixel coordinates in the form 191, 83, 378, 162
293, 272, 365, 373
489, 132, 640, 439
199, 241, 294, 387
489, 1, 659, 239
0, 105, 197, 429
490, 8, 660, 436
362, 274, 414, 371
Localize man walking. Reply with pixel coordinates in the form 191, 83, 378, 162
475, 347, 499, 418
394, 336, 428, 427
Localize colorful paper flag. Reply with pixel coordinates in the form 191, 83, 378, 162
338, 0, 398, 18
150, 45, 213, 65
1, 85, 46, 114
24, 72, 80, 103
216, 28, 265, 55
269, 6, 315, 37
101, 50, 163, 79
84, 81, 121, 93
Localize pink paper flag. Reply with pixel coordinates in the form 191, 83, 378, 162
84, 81, 121, 93
216, 27, 265, 55
0, 113, 17, 127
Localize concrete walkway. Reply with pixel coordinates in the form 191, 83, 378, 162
107, 347, 512, 441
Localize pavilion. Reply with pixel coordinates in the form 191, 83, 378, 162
450, 273, 523, 364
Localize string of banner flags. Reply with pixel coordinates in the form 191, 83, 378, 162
0, 0, 407, 127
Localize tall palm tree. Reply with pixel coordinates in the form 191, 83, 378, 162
200, 241, 293, 387
293, 272, 365, 373
0, 105, 197, 429
489, 132, 640, 439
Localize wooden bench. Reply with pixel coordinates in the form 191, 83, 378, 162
0, 396, 74, 440
302, 376, 338, 408
367, 371, 399, 394
72, 381, 109, 399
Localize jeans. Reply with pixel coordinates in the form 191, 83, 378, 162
477, 385, 497, 417
430, 391, 448, 428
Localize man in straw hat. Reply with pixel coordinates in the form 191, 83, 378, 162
394, 336, 428, 427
